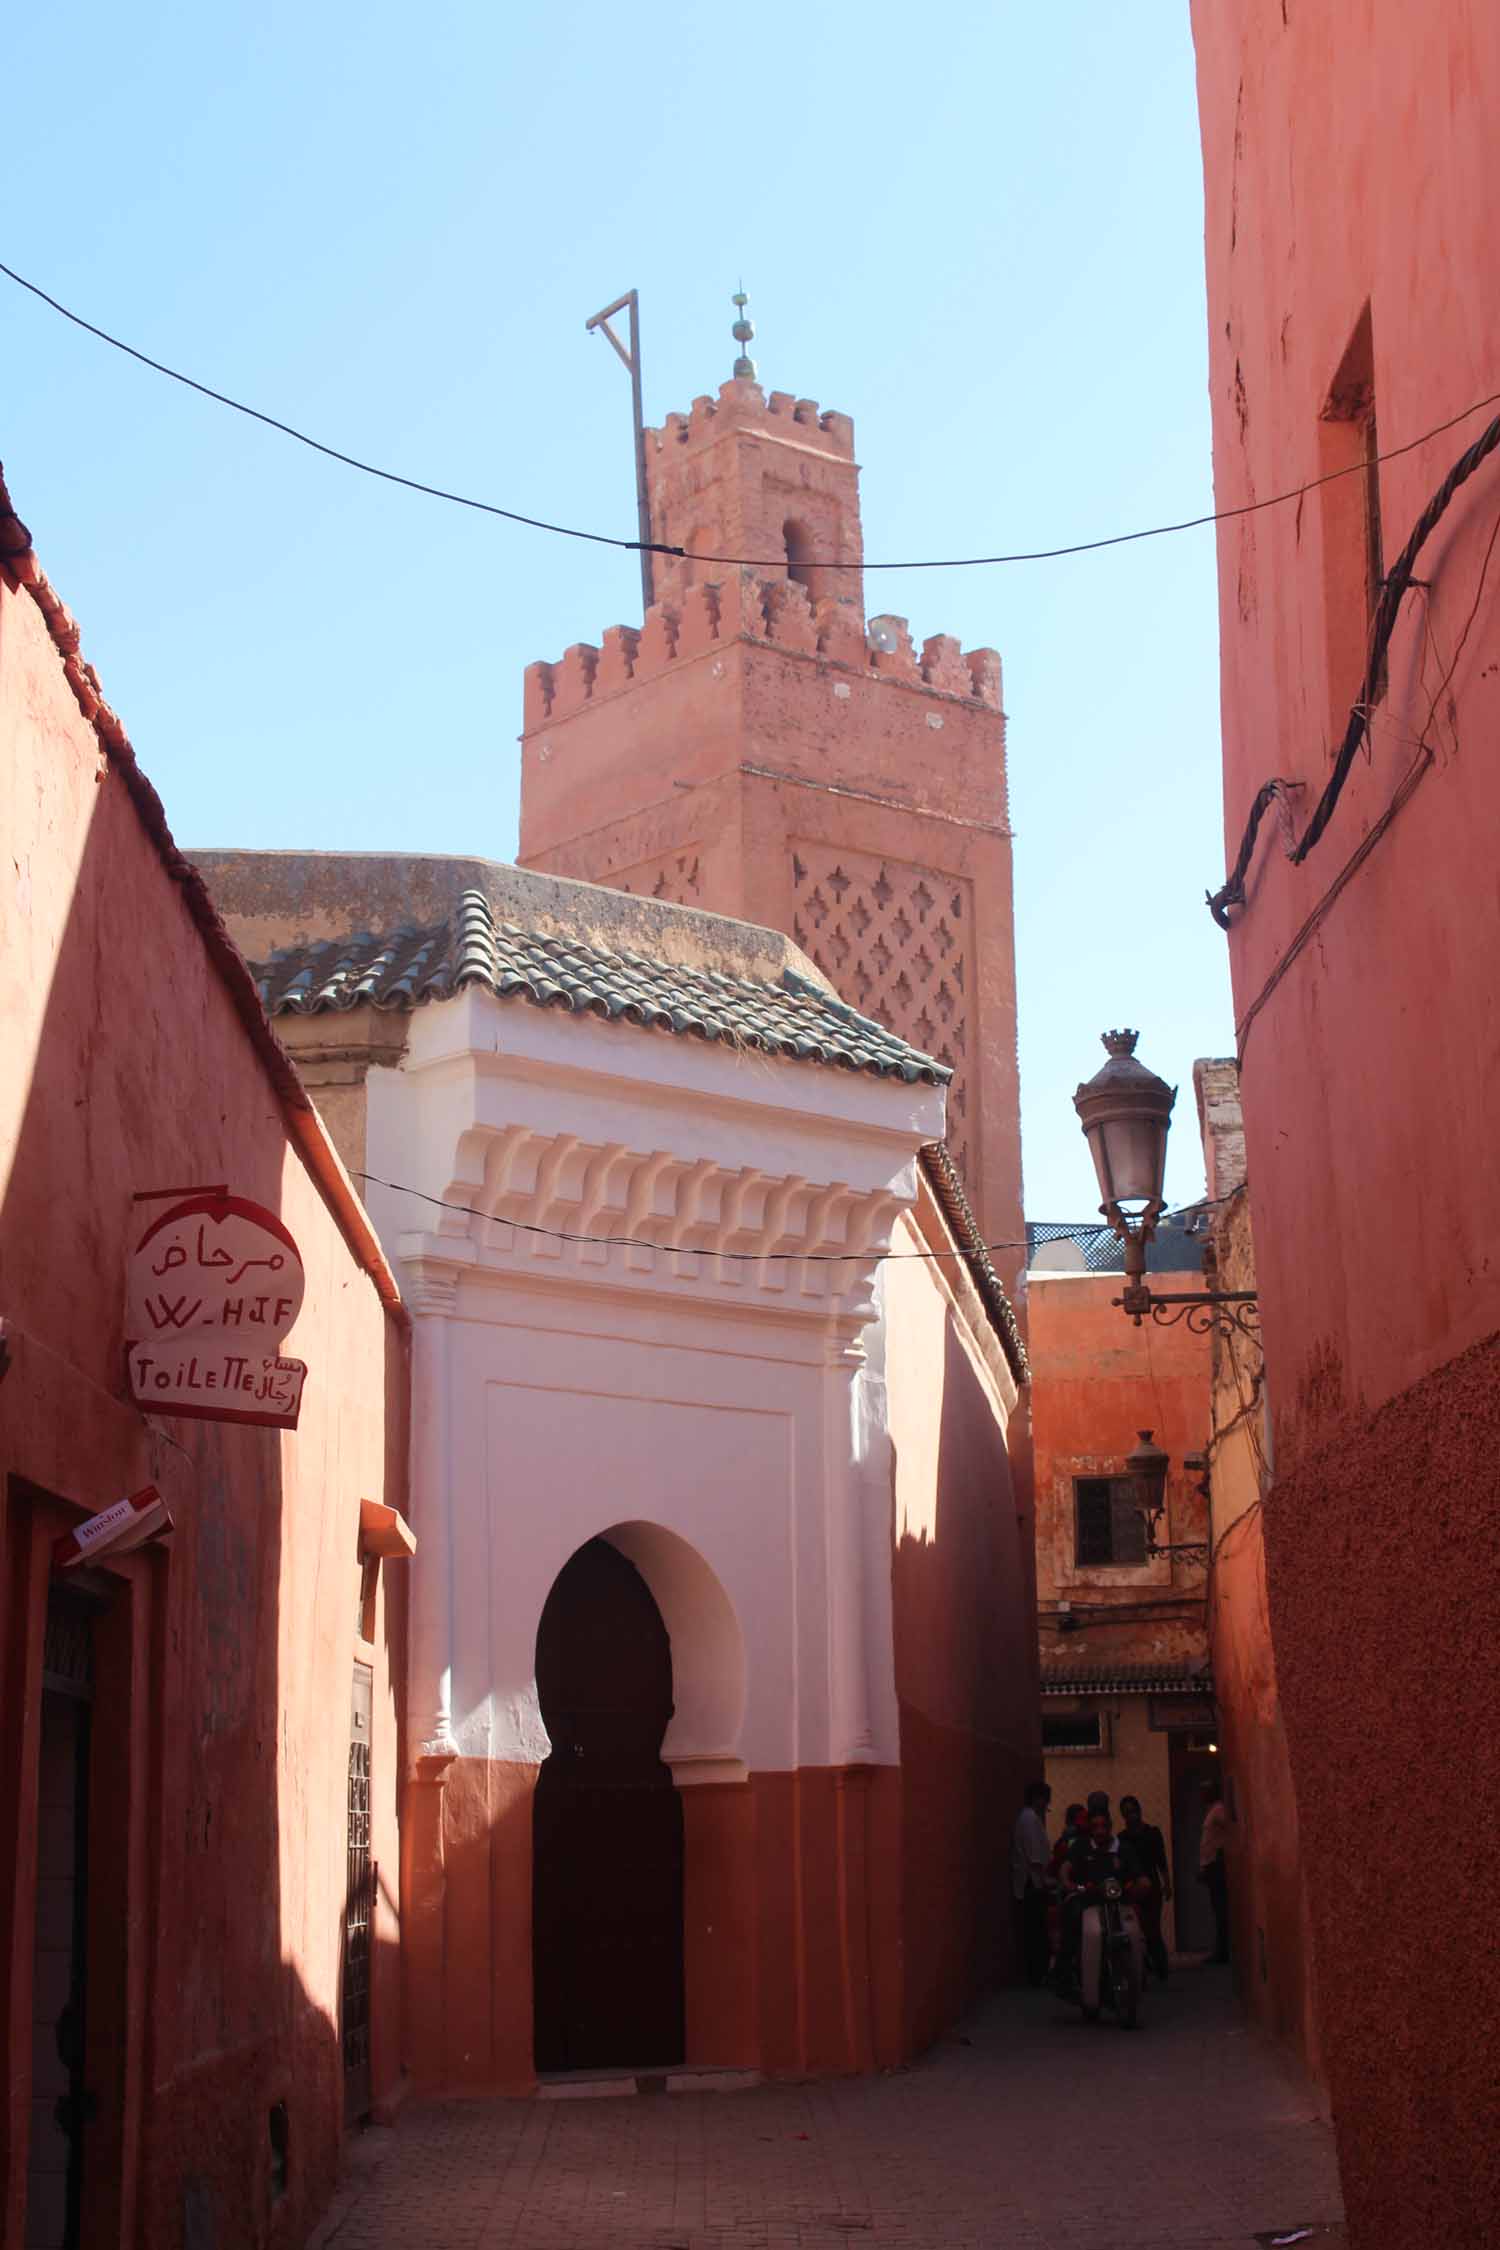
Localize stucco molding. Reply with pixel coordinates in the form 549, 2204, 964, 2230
399, 1249, 470, 1317
387, 1127, 912, 1329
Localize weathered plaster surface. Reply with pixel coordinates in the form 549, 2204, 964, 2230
1027, 1273, 1211, 1670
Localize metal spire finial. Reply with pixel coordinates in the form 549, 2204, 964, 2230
730, 284, 757, 381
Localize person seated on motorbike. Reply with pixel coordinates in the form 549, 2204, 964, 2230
1052, 1801, 1087, 1868
1054, 1810, 1152, 1992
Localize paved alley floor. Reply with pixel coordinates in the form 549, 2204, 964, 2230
311, 1968, 1343, 2250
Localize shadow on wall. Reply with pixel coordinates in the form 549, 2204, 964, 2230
892, 1323, 1034, 2054
0, 774, 348, 2249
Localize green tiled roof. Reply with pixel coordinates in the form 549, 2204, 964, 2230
253, 888, 949, 1087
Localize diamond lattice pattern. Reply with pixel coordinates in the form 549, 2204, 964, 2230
791, 843, 972, 1179
615, 850, 706, 907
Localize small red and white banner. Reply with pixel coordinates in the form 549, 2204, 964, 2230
53, 1485, 173, 1570
126, 1192, 309, 1429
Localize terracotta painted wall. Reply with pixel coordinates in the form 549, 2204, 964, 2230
0, 563, 406, 2249
517, 378, 1023, 1287
1027, 1274, 1210, 1668
883, 1208, 1031, 2045
1192, 6, 1500, 2236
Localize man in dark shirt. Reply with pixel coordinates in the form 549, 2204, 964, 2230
1120, 1794, 1172, 1980
1054, 1812, 1150, 1991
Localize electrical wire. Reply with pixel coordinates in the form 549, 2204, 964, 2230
352, 1168, 1213, 1265
353, 1168, 1024, 1263
4, 257, 1499, 576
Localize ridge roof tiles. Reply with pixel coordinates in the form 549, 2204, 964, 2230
254, 886, 950, 1088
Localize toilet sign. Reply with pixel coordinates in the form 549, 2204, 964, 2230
126, 1191, 309, 1429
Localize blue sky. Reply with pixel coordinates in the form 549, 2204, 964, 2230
5, 1, 1231, 1218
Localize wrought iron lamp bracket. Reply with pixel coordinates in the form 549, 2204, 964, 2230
1101, 1204, 1260, 1345
1114, 1283, 1261, 1345
1145, 1537, 1211, 1565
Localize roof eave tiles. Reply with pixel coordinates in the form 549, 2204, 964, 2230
255, 888, 949, 1090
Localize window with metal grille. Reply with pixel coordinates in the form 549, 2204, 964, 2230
1074, 1477, 1148, 1567
1041, 1710, 1105, 1753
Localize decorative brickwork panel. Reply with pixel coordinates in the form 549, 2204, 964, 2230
791, 844, 973, 1180
614, 849, 706, 908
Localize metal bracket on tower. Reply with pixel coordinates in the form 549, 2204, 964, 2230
586, 290, 655, 613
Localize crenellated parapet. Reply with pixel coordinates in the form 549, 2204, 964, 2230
648, 377, 855, 461
524, 574, 1002, 728
516, 356, 1020, 1260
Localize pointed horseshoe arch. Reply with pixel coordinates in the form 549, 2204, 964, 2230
600, 1521, 747, 1785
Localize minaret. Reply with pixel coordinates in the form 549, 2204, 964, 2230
519, 298, 1022, 1275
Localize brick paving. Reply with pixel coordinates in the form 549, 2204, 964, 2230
310, 1970, 1343, 2250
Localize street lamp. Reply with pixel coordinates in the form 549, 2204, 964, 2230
1125, 1429, 1210, 1565
1124, 1427, 1170, 1528
1073, 1029, 1259, 1342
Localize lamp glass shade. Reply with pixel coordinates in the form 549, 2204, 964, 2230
1099, 1111, 1168, 1207
1073, 1031, 1176, 1211
1124, 1429, 1170, 1523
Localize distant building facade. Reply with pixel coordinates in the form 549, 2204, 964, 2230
0, 476, 408, 2249
1193, 5, 1500, 2235
1025, 1219, 1215, 1950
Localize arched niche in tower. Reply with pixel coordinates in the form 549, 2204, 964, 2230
677, 526, 713, 593
783, 517, 818, 601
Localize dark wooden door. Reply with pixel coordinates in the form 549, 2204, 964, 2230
342, 1662, 374, 2122
532, 1539, 684, 2073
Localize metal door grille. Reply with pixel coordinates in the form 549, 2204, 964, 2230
343, 1667, 374, 2119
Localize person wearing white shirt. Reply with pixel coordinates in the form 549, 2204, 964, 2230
1010, 1780, 1053, 1985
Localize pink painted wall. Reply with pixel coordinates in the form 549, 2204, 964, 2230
1192, 6, 1500, 2236
0, 555, 406, 2247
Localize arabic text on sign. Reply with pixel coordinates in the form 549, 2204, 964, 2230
126, 1192, 310, 1431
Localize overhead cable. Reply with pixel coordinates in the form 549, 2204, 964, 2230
354, 1167, 1026, 1263
352, 1168, 1213, 1264
4, 258, 1498, 576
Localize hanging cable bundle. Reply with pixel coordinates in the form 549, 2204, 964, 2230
1208, 410, 1500, 928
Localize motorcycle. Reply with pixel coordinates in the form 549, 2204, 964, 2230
1072, 1877, 1145, 2028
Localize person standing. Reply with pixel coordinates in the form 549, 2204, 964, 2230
1119, 1794, 1172, 1980
1198, 1779, 1230, 1963
1010, 1780, 1052, 1986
